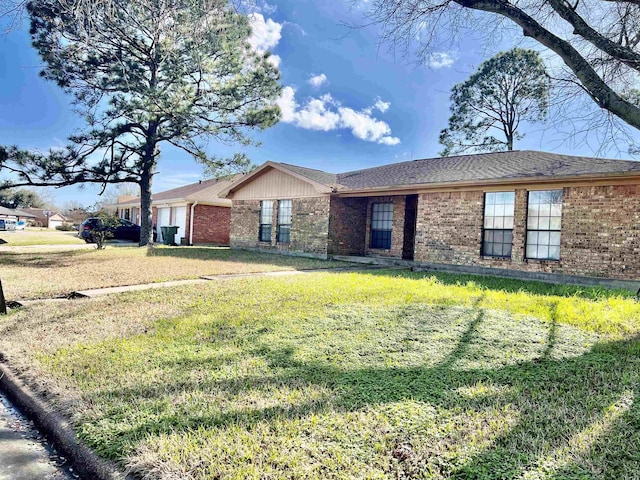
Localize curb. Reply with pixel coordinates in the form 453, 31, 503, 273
0, 359, 132, 480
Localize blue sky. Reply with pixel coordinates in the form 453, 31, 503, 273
0, 0, 637, 207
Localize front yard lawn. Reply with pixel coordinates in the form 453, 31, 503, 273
0, 246, 339, 300
0, 228, 86, 246
0, 271, 638, 479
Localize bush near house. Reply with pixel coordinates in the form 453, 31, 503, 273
0, 270, 638, 479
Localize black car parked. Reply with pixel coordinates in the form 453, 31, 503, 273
79, 217, 141, 243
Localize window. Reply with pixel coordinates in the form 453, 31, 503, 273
259, 200, 273, 242
370, 202, 394, 249
277, 199, 292, 243
123, 208, 130, 221
482, 192, 515, 258
526, 190, 563, 260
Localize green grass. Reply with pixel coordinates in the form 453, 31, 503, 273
1, 270, 639, 479
0, 228, 86, 246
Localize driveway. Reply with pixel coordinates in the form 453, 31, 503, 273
0, 393, 77, 480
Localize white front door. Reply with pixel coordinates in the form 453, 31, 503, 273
157, 207, 171, 242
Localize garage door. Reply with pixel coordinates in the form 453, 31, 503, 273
156, 207, 171, 242
171, 206, 187, 244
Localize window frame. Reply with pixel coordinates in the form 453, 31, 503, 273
525, 189, 563, 261
258, 200, 273, 242
369, 202, 394, 250
276, 199, 292, 244
481, 191, 515, 259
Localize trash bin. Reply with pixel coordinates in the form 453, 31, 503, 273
161, 226, 179, 246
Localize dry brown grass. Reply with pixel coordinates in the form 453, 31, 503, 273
0, 246, 338, 300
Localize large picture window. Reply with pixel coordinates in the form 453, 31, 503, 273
277, 199, 292, 243
482, 192, 515, 258
370, 202, 394, 249
259, 200, 273, 242
526, 190, 563, 260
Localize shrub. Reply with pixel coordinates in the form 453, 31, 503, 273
55, 224, 76, 231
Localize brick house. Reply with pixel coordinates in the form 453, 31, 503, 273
221, 151, 640, 284
19, 208, 68, 229
113, 177, 237, 245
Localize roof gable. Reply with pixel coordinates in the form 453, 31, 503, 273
222, 162, 334, 199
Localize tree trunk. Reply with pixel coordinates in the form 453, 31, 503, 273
139, 122, 158, 247
506, 133, 514, 151
0, 278, 7, 315
139, 169, 153, 247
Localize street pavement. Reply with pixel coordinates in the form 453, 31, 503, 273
0, 393, 77, 480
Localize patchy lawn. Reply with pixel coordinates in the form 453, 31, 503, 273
0, 246, 340, 300
0, 228, 86, 246
1, 271, 638, 479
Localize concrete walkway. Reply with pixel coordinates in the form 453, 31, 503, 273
0, 241, 136, 253
12, 266, 395, 307
0, 393, 76, 480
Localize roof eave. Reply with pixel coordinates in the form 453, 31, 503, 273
335, 171, 640, 196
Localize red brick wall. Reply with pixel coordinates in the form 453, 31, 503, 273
414, 184, 640, 280
328, 196, 368, 255
230, 197, 331, 256
191, 204, 231, 245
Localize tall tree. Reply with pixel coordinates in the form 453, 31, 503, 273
439, 49, 549, 156
360, 0, 640, 146
0, 187, 51, 209
2, 0, 281, 245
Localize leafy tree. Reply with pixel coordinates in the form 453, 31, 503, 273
439, 49, 549, 156
88, 211, 120, 250
0, 187, 49, 209
2, 0, 281, 246
360, 0, 640, 146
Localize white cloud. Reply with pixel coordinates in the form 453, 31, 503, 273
267, 54, 281, 68
308, 73, 328, 88
248, 13, 282, 53
277, 88, 400, 145
378, 135, 401, 146
276, 86, 298, 123
427, 51, 456, 69
374, 98, 391, 113
297, 99, 341, 131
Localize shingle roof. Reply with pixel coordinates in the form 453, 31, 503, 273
20, 207, 67, 220
273, 151, 640, 191
116, 176, 240, 206
276, 163, 339, 186
0, 206, 36, 217
333, 151, 640, 190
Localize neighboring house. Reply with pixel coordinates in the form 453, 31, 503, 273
112, 177, 237, 245
20, 208, 68, 228
221, 150, 640, 284
0, 206, 36, 223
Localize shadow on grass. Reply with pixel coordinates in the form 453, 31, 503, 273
0, 249, 95, 268
82, 304, 639, 478
366, 268, 637, 300
145, 246, 341, 270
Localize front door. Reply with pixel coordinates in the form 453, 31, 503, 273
402, 195, 418, 260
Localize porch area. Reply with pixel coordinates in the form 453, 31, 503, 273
328, 193, 418, 260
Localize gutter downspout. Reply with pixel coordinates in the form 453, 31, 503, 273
189, 201, 198, 246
